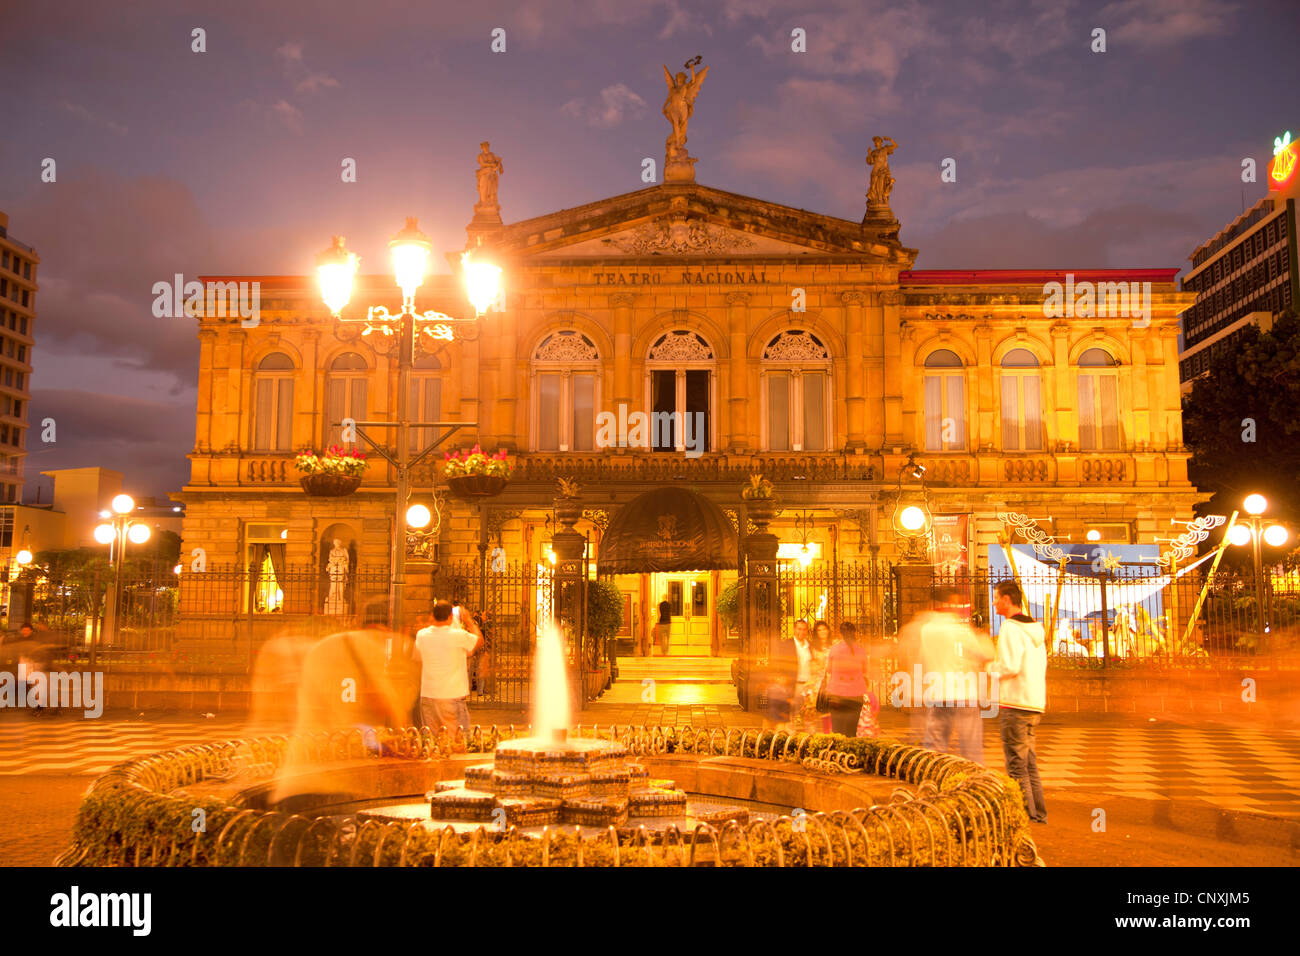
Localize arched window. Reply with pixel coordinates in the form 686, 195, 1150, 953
761, 330, 831, 452
326, 352, 368, 449
1077, 347, 1120, 451
253, 352, 294, 451
1000, 347, 1043, 452
923, 349, 965, 451
531, 331, 601, 452
645, 330, 714, 454
409, 353, 442, 452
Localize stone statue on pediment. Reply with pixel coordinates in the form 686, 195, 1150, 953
866, 136, 897, 206
663, 57, 708, 181
476, 142, 503, 204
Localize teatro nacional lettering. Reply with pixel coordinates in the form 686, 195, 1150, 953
590, 269, 769, 286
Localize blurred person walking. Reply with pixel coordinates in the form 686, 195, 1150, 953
414, 601, 482, 735
918, 586, 994, 763
823, 621, 870, 736
989, 581, 1048, 824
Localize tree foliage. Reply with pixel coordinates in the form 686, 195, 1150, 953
585, 579, 624, 642
1182, 309, 1300, 559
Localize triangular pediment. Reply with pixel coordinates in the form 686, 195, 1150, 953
475, 182, 915, 265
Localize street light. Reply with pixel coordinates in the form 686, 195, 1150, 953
892, 454, 933, 561
317, 220, 501, 629
1228, 493, 1289, 638
93, 493, 153, 661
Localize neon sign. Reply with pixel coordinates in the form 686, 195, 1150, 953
1269, 130, 1296, 190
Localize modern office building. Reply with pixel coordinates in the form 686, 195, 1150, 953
1179, 130, 1300, 391
0, 211, 36, 503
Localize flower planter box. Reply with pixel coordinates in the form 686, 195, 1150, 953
299, 474, 363, 497
447, 475, 509, 499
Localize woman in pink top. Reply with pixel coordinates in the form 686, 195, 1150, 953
824, 621, 870, 736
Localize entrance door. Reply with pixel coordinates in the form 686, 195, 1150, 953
653, 573, 712, 655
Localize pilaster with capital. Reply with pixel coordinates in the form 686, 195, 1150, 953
299, 329, 321, 450
1129, 326, 1151, 447
878, 289, 903, 445
973, 321, 994, 450
841, 291, 867, 450
611, 293, 634, 420
493, 300, 519, 452
726, 291, 750, 453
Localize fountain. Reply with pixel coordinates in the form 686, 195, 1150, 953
370, 623, 757, 831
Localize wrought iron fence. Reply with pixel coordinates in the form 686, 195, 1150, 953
921, 564, 1300, 662
431, 559, 552, 709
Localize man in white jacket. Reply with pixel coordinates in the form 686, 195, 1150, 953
989, 580, 1048, 824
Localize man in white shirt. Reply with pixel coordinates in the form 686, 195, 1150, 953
413, 601, 482, 734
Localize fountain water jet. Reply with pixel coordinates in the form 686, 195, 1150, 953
533, 622, 570, 742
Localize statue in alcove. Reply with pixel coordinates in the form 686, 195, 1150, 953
324, 538, 350, 615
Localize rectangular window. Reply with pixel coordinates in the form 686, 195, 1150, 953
572, 373, 594, 451
802, 371, 825, 451
409, 377, 443, 452
767, 373, 790, 451
651, 369, 676, 452
537, 373, 560, 451
946, 376, 965, 450
924, 375, 942, 450
685, 369, 709, 453
1079, 374, 1120, 451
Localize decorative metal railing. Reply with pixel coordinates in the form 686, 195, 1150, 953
58, 724, 1040, 868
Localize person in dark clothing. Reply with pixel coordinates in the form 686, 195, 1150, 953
656, 595, 672, 656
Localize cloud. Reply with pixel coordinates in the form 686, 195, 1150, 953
658, 0, 714, 39
28, 388, 194, 498
57, 100, 127, 136
267, 99, 304, 133
275, 40, 340, 94
1099, 0, 1238, 48
561, 83, 648, 128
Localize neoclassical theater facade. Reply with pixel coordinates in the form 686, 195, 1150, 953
180, 114, 1200, 653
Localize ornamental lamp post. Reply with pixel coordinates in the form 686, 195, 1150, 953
93, 494, 152, 662
1228, 493, 1289, 639
315, 222, 502, 631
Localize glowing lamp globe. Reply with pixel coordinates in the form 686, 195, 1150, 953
899, 505, 927, 533
1228, 524, 1252, 547
111, 494, 135, 515
93, 524, 115, 545
798, 545, 813, 568
316, 235, 359, 317
406, 504, 432, 529
1244, 494, 1268, 516
15, 549, 32, 566
462, 251, 502, 317
173, 564, 183, 575
390, 218, 432, 298
1086, 529, 1101, 542
1264, 524, 1289, 548
128, 523, 151, 544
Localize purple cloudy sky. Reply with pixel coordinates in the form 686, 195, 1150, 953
0, 0, 1296, 500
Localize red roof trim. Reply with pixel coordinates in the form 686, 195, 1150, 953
900, 269, 1180, 285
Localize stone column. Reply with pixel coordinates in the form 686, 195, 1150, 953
973, 321, 994, 451
193, 328, 216, 483
492, 297, 518, 451
611, 294, 634, 425
879, 290, 903, 446
1129, 327, 1150, 446
1049, 321, 1070, 449
300, 330, 320, 450
842, 291, 868, 451
726, 292, 750, 453
458, 334, 480, 447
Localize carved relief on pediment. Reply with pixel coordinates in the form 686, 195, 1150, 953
602, 217, 757, 255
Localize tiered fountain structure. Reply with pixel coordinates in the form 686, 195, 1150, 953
358, 623, 755, 833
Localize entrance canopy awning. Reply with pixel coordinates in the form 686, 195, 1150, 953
597, 487, 738, 575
